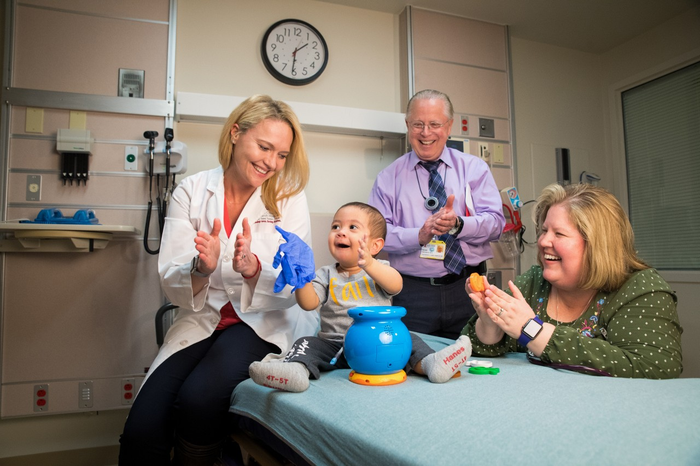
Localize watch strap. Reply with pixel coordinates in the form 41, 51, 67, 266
517, 315, 544, 347
190, 256, 211, 278
448, 216, 464, 236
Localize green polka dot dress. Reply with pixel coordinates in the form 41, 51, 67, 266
461, 266, 683, 379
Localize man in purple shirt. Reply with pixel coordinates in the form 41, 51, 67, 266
369, 89, 505, 339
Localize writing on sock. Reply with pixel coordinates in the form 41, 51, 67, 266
263, 374, 290, 388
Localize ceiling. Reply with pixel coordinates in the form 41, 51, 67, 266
315, 0, 700, 54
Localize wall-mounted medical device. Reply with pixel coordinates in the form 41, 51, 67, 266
446, 136, 467, 153
555, 147, 571, 185
499, 186, 524, 258
56, 129, 93, 185
143, 140, 188, 175
500, 186, 523, 211
118, 68, 145, 98
142, 129, 188, 255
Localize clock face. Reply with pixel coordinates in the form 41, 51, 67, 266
261, 19, 328, 86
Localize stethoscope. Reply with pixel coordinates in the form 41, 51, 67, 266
414, 162, 447, 211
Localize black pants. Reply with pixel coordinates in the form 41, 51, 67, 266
118, 322, 278, 466
394, 273, 476, 340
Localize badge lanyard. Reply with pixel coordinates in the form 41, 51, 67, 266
415, 163, 448, 260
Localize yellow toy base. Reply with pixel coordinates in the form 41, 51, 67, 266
348, 370, 407, 386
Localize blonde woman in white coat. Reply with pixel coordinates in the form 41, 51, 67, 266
119, 95, 320, 465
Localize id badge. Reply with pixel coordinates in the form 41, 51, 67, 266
420, 238, 446, 260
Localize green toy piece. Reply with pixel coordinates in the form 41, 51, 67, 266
468, 366, 500, 375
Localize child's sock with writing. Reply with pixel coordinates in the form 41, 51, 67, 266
249, 361, 310, 392
420, 335, 472, 383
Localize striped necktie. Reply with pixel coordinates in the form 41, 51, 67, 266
420, 161, 466, 275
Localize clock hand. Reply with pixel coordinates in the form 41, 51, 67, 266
291, 43, 306, 74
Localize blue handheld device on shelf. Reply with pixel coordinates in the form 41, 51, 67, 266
20, 208, 100, 225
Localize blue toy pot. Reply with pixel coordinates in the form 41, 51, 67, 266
344, 306, 412, 376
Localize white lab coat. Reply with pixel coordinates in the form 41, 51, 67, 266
146, 166, 319, 381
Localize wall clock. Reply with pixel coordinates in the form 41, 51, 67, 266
261, 19, 328, 86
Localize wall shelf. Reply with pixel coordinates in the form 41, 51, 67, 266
175, 92, 407, 139
0, 223, 140, 252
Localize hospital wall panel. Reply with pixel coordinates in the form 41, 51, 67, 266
22, 0, 169, 21
2, 246, 160, 383
14, 4, 168, 98
11, 107, 69, 135
412, 9, 507, 71
11, 108, 164, 141
414, 59, 510, 120
1, 0, 172, 423
8, 139, 56, 170
7, 171, 149, 207
9, 139, 149, 177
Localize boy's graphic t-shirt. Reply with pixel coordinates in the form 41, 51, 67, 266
312, 260, 396, 341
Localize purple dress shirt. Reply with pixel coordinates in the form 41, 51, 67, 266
368, 146, 505, 278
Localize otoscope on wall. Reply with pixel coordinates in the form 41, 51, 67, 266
143, 130, 160, 255
142, 129, 189, 255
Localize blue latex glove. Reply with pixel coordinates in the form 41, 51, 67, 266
273, 226, 316, 293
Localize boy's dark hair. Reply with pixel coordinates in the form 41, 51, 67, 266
337, 202, 387, 240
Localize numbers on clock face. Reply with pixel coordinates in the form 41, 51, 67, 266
263, 20, 327, 84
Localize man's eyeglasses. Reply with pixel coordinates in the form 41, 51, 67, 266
408, 120, 450, 132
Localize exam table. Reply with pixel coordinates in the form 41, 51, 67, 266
230, 333, 700, 465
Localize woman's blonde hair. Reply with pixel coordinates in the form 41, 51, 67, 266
218, 95, 309, 218
534, 183, 648, 292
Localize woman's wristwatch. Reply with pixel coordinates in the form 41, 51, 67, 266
190, 255, 211, 278
517, 316, 544, 347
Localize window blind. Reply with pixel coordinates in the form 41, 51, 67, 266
622, 61, 700, 270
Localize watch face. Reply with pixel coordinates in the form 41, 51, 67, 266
523, 318, 543, 339
261, 19, 328, 86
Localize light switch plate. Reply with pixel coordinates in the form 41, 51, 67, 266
26, 108, 44, 133
26, 174, 41, 201
493, 144, 504, 164
79, 381, 93, 409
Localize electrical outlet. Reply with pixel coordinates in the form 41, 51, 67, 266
79, 381, 94, 409
459, 115, 469, 136
26, 175, 41, 201
478, 142, 490, 162
125, 146, 139, 171
34, 384, 48, 413
122, 378, 135, 405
